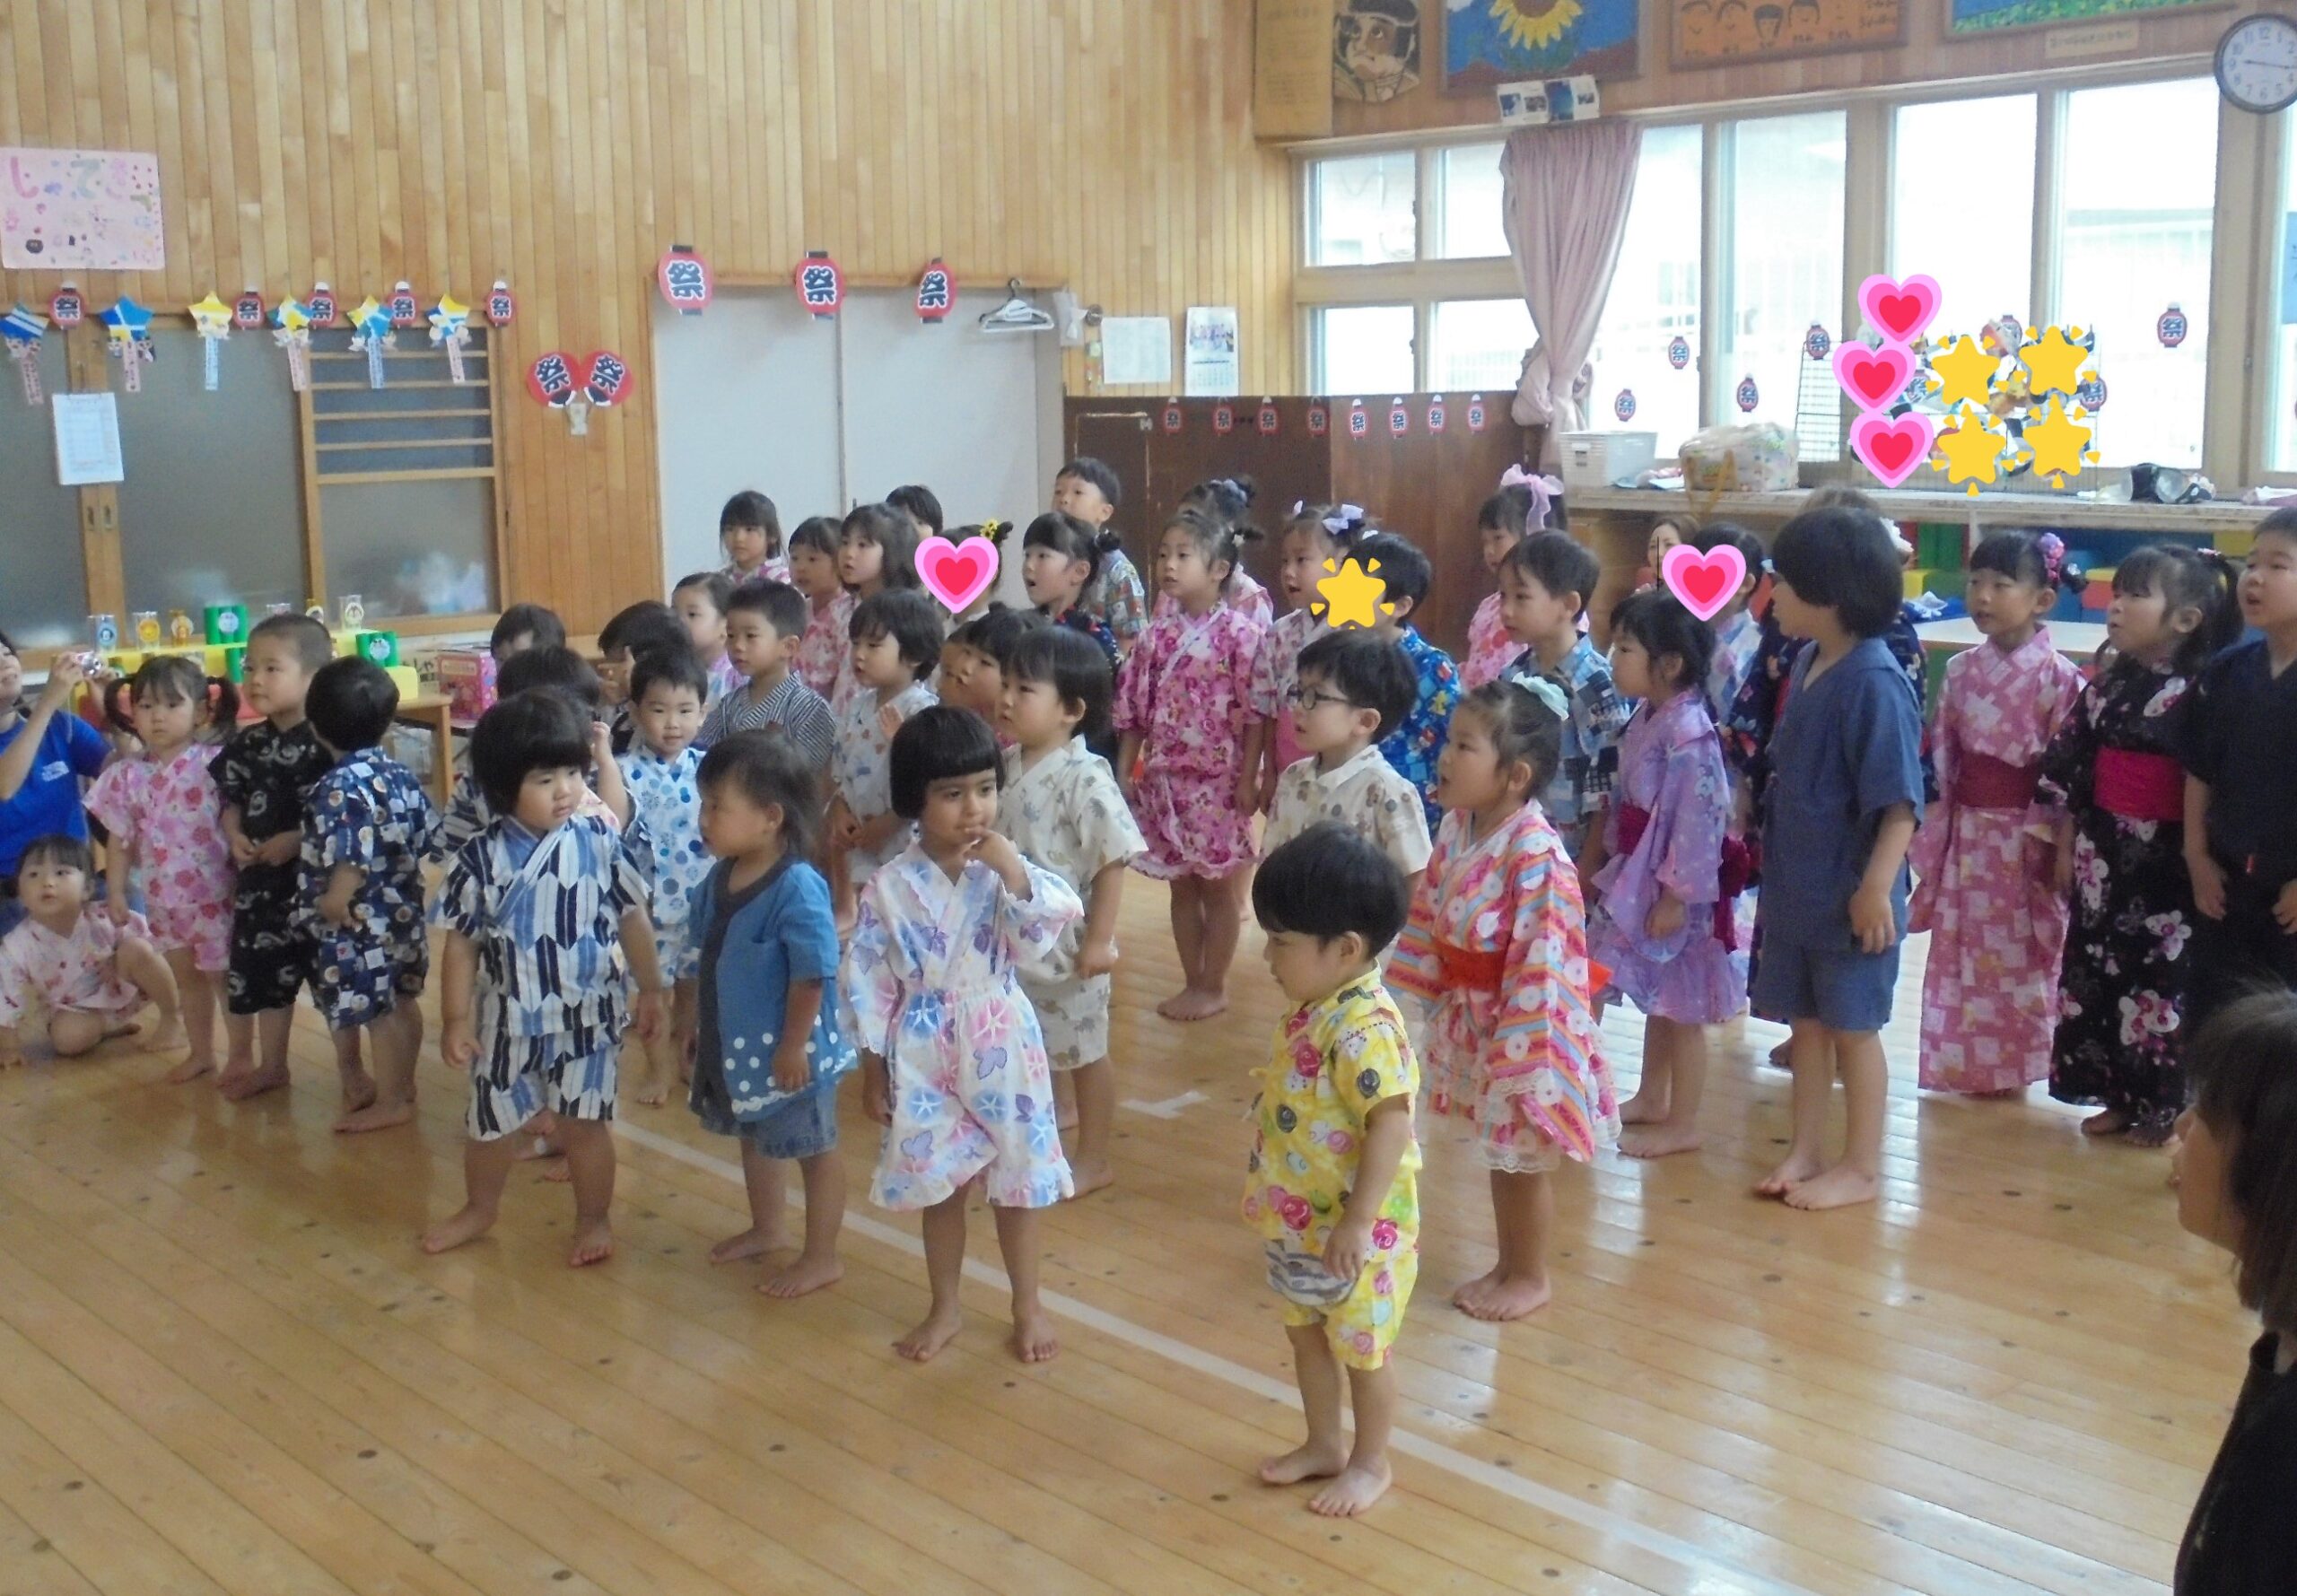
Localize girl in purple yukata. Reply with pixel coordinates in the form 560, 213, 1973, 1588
1592, 591, 1749, 1160
1909, 532, 2084, 1097
849, 707, 1083, 1366
1115, 506, 1269, 1022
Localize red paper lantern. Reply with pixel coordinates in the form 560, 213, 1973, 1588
658, 245, 712, 313
1256, 400, 1279, 436
48, 286, 83, 328
388, 282, 421, 328
793, 250, 843, 318
1211, 403, 1235, 435
1347, 400, 1368, 440
1306, 403, 1329, 438
1426, 397, 1446, 434
484, 281, 517, 327
1161, 403, 1183, 434
232, 289, 266, 330
307, 283, 338, 327
1387, 400, 1409, 437
1466, 395, 1488, 433
915, 258, 956, 323
527, 350, 578, 407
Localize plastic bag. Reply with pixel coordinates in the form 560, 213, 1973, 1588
1680, 422, 1797, 493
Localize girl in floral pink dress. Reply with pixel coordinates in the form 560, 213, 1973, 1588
1910, 532, 2085, 1096
787, 515, 856, 711
1115, 506, 1268, 1022
1153, 475, 1277, 629
1389, 674, 1619, 1323
86, 655, 239, 1084
1463, 468, 1563, 690
1249, 502, 1366, 798
0, 834, 179, 1068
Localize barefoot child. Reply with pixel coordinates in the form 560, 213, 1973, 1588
1245, 824, 1420, 1518
1342, 532, 1459, 835
1751, 509, 1925, 1211
834, 502, 927, 712
1389, 673, 1618, 1320
1052, 457, 1149, 658
0, 835, 179, 1067
788, 517, 856, 711
426, 690, 667, 1266
1249, 503, 1360, 794
616, 649, 712, 1106
1463, 469, 1559, 690
695, 580, 836, 764
1499, 532, 1632, 885
829, 590, 944, 912
0, 645, 111, 939
997, 627, 1145, 1196
1263, 631, 1431, 901
86, 656, 237, 1085
301, 658, 439, 1133
848, 707, 1080, 1362
690, 730, 855, 1297
1590, 592, 1745, 1159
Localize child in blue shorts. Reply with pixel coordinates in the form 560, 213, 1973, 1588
688, 728, 855, 1299
1750, 508, 1924, 1213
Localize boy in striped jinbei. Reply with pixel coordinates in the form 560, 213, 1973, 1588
424, 689, 668, 1269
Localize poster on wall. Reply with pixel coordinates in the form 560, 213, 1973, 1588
1183, 307, 1240, 397
1442, 0, 1638, 93
0, 148, 163, 270
1254, 0, 1336, 138
1673, 0, 1901, 65
1946, 0, 2222, 35
1336, 0, 1425, 100
1102, 317, 1174, 386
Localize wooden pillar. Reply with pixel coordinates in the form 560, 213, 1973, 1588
66, 326, 125, 622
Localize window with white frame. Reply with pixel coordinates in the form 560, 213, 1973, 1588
1433, 143, 1508, 258
1586, 123, 1704, 452
1720, 110, 1846, 443
1428, 298, 1533, 392
1314, 303, 1416, 395
2274, 118, 2297, 473
1309, 151, 1417, 266
1891, 94, 2037, 342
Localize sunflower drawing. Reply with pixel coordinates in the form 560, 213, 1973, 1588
1489, 0, 1583, 49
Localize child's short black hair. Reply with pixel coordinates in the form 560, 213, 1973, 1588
1607, 589, 1716, 701
1347, 531, 1433, 614
725, 578, 810, 641
788, 514, 841, 560
630, 647, 710, 706
598, 600, 690, 664
1507, 531, 1602, 619
888, 705, 1003, 821
850, 589, 946, 676
1184, 474, 1259, 531
2258, 507, 2297, 550
720, 489, 782, 553
2188, 990, 2297, 1330
1005, 624, 1114, 742
496, 643, 604, 711
1771, 509, 1904, 637
490, 602, 566, 658
948, 603, 1044, 668
306, 657, 400, 751
1022, 511, 1120, 589
1252, 823, 1409, 956
470, 688, 592, 815
1479, 482, 1539, 536
15, 833, 94, 882
1968, 529, 2062, 590
2114, 545, 2240, 676
128, 654, 239, 729
1295, 630, 1419, 741
1057, 456, 1122, 510
248, 612, 335, 672
843, 502, 924, 593
886, 484, 945, 536
698, 728, 821, 862
673, 570, 736, 615
1694, 519, 1768, 578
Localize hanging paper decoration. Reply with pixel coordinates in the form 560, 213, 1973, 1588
49, 284, 84, 329
794, 249, 843, 319
657, 245, 712, 313
188, 292, 232, 392
528, 350, 588, 434
2157, 303, 2188, 348
1466, 394, 1488, 433
1666, 335, 1690, 371
1734, 374, 1760, 414
1614, 388, 1637, 423
915, 257, 956, 323
485, 279, 516, 327
233, 288, 266, 330
1256, 399, 1279, 436
347, 295, 394, 388
2, 304, 47, 406
581, 350, 629, 408
1348, 399, 1368, 440
1306, 402, 1329, 438
428, 292, 473, 384
1211, 403, 1234, 435
307, 282, 338, 327
387, 281, 421, 329
2076, 374, 2108, 411
272, 298, 313, 391
1803, 323, 1833, 362
1426, 396, 1446, 433
1386, 398, 1408, 437
1161, 401, 1182, 433
97, 297, 153, 393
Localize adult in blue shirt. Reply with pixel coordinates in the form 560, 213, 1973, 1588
0, 648, 109, 934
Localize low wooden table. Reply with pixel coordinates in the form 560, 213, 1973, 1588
391, 692, 459, 809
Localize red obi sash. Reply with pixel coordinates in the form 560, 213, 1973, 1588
1615, 803, 1754, 950
1952, 752, 2039, 810
1434, 940, 1506, 990
2093, 747, 2184, 823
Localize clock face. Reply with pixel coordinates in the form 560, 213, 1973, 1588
2218, 14, 2297, 115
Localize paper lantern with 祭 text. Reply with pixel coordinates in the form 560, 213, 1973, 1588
2158, 303, 2188, 348
388, 281, 421, 329
48, 285, 83, 328
307, 283, 338, 327
794, 251, 843, 318
1667, 335, 1690, 371
1426, 396, 1446, 433
915, 259, 956, 323
485, 280, 516, 327
1348, 399, 1369, 440
1211, 403, 1234, 435
1306, 402, 1329, 437
1387, 399, 1409, 436
1162, 402, 1183, 433
582, 350, 630, 407
1466, 394, 1488, 432
1256, 400, 1279, 436
657, 245, 712, 313
233, 289, 266, 329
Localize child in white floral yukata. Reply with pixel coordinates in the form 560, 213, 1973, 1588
616, 649, 712, 1105
1264, 630, 1432, 899
848, 706, 1082, 1365
996, 626, 1145, 1197
829, 589, 942, 924
0, 834, 179, 1068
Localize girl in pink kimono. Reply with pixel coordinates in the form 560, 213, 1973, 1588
1463, 468, 1564, 690
849, 706, 1082, 1366
1248, 502, 1360, 797
1115, 507, 1268, 1023
1591, 592, 1749, 1159
85, 656, 238, 1085
1910, 532, 2086, 1095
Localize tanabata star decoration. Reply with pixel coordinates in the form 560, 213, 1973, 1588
2022, 395, 2100, 487
1313, 555, 1393, 630
2020, 326, 2094, 397
1929, 334, 2000, 409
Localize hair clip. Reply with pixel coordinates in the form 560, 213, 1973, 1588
1500, 464, 1564, 534
1499, 664, 1568, 721
1322, 503, 1366, 538
2036, 530, 2066, 589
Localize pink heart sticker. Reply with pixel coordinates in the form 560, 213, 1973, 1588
914, 535, 1000, 614
1857, 274, 1941, 344
1848, 412, 1937, 488
1659, 544, 1747, 623
1831, 340, 1916, 413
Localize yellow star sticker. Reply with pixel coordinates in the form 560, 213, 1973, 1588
1930, 334, 1999, 408
1314, 555, 1393, 630
2020, 326, 2092, 397
2023, 397, 2096, 486
1934, 408, 2008, 496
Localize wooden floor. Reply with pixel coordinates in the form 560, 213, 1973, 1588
0, 877, 2249, 1596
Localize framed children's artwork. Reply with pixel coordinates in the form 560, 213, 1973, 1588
1674, 0, 1901, 65
1335, 0, 1425, 102
1442, 0, 1639, 92
1945, 0, 2224, 36
0, 148, 163, 271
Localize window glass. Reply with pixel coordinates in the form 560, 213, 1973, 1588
1587, 124, 1704, 451
1429, 299, 1533, 394
2274, 118, 2297, 471
1434, 143, 1507, 259
1722, 110, 1845, 445
1314, 304, 1416, 395
1308, 152, 1417, 266
1890, 95, 2037, 344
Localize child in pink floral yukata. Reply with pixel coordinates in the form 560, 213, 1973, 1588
0, 834, 179, 1068
86, 656, 238, 1084
1115, 506, 1268, 1022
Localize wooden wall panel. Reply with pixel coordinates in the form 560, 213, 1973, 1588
1, 0, 1297, 631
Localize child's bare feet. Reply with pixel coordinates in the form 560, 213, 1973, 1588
1156, 988, 1227, 1023
1754, 1153, 1822, 1198
2082, 1108, 2130, 1137
1764, 1039, 1791, 1070
1782, 1164, 1879, 1211
1619, 1122, 1705, 1159
1009, 1309, 1059, 1364
761, 1253, 843, 1299
336, 1062, 377, 1112
895, 1309, 964, 1363
217, 1060, 292, 1101
1616, 1092, 1667, 1126
1067, 1159, 1114, 1199
1307, 1459, 1393, 1517
627, 1067, 669, 1108
421, 1205, 496, 1254
163, 1052, 215, 1085
149, 1016, 187, 1056
539, 1160, 572, 1184
333, 1098, 414, 1134
567, 1221, 615, 1268
709, 1225, 788, 1264
1448, 1268, 1501, 1313
2127, 1119, 2175, 1149
1259, 1441, 1349, 1487
1456, 1272, 1550, 1321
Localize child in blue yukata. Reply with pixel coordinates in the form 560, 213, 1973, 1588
1499, 531, 1633, 886
433, 646, 629, 859
597, 602, 691, 757
616, 647, 712, 1107
689, 729, 856, 1299
1751, 508, 1925, 1212
1338, 532, 1459, 836
301, 658, 441, 1135
425, 689, 668, 1268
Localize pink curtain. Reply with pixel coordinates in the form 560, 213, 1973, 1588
1500, 120, 1643, 453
